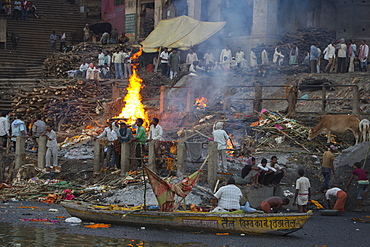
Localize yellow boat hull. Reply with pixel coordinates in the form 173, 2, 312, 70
62, 202, 311, 235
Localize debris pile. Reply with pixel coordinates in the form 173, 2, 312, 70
250, 110, 326, 153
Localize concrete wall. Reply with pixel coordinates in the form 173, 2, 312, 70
101, 0, 126, 34
241, 185, 296, 211
336, 0, 370, 40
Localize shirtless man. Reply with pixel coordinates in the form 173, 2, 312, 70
260, 196, 290, 213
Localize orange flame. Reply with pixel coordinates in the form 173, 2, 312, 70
194, 97, 208, 109
114, 48, 149, 127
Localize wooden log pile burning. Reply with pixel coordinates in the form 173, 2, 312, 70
12, 79, 112, 131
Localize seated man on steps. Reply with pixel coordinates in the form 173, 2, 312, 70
269, 156, 286, 185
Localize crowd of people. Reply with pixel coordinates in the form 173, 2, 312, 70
157, 45, 249, 78
0, 112, 59, 171
308, 38, 369, 73
0, 1, 38, 20
95, 117, 163, 171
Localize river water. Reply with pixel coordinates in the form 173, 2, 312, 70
0, 223, 205, 247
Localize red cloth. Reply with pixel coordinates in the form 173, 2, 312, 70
333, 190, 347, 212
353, 168, 368, 181
261, 201, 271, 213
144, 165, 202, 212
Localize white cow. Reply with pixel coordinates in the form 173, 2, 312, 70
359, 119, 370, 142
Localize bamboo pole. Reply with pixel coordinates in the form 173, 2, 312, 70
143, 169, 147, 211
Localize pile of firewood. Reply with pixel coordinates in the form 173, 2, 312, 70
43, 53, 81, 78
12, 79, 113, 130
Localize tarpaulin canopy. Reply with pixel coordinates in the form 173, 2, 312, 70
142, 15, 226, 53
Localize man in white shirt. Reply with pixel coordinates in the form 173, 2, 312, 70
257, 158, 275, 185
213, 122, 229, 173
43, 125, 58, 170
97, 122, 118, 169
98, 50, 105, 68
324, 41, 336, 73
160, 47, 169, 76
147, 118, 163, 141
235, 47, 245, 68
189, 61, 205, 76
220, 45, 232, 62
186, 48, 198, 70
337, 38, 347, 73
147, 118, 163, 158
324, 187, 347, 213
348, 40, 357, 72
293, 169, 311, 213
13, 1, 22, 20
0, 111, 10, 148
269, 156, 286, 185
211, 177, 243, 212
358, 39, 369, 72
112, 48, 124, 79
261, 49, 269, 65
273, 47, 284, 66
203, 49, 215, 66
123, 48, 132, 79
250, 49, 257, 67
77, 60, 89, 78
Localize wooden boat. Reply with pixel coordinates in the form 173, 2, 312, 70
62, 201, 312, 235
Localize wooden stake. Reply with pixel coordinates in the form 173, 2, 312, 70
120, 142, 130, 176
14, 136, 25, 170
93, 140, 101, 175
37, 136, 47, 169
159, 86, 165, 114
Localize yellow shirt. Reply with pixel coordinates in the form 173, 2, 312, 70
322, 151, 334, 168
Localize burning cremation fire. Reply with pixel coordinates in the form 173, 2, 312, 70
114, 48, 149, 127
194, 97, 208, 109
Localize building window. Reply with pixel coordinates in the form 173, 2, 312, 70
114, 0, 124, 6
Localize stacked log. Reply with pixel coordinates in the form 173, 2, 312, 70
12, 79, 113, 130
43, 53, 81, 78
